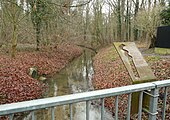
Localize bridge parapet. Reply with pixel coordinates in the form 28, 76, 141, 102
0, 80, 170, 120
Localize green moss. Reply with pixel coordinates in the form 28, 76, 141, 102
155, 48, 170, 55
133, 78, 156, 84
145, 56, 161, 62
102, 48, 118, 62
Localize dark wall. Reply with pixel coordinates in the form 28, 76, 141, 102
156, 26, 170, 48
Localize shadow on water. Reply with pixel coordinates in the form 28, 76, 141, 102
24, 50, 114, 120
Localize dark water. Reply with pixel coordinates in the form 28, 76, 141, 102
24, 50, 114, 120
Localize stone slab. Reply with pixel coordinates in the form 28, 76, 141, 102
114, 42, 156, 84
114, 42, 157, 114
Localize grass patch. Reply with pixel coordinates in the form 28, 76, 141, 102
100, 48, 118, 62
155, 48, 170, 55
145, 56, 161, 62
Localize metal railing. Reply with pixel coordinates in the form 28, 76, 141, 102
0, 79, 170, 120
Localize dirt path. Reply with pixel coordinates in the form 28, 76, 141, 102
140, 48, 170, 58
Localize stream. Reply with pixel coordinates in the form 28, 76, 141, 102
24, 50, 114, 120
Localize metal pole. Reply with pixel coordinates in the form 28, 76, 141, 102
86, 100, 89, 120
51, 107, 55, 120
101, 98, 105, 120
70, 104, 73, 120
115, 96, 119, 120
138, 91, 143, 120
162, 87, 168, 120
149, 87, 159, 120
31, 111, 35, 120
127, 93, 132, 120
9, 114, 13, 120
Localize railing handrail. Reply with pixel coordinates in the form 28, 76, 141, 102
0, 79, 170, 116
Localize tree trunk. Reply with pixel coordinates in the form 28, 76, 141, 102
160, 0, 165, 6
149, 35, 156, 48
84, 4, 89, 41
125, 0, 129, 41
11, 22, 17, 58
11, 0, 17, 58
36, 23, 41, 51
121, 0, 125, 41
140, 0, 145, 8
134, 0, 139, 41
29, 0, 43, 51
117, 0, 121, 41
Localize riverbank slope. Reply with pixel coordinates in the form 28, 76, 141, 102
0, 43, 82, 104
93, 45, 170, 119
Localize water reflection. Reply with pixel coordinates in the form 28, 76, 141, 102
24, 50, 114, 120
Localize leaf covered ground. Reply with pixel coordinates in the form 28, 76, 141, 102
92, 46, 170, 119
0, 43, 82, 105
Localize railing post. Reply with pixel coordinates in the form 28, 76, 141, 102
86, 100, 89, 120
31, 111, 35, 120
9, 114, 13, 120
149, 86, 159, 120
101, 98, 105, 120
162, 87, 168, 120
51, 107, 55, 120
70, 104, 73, 120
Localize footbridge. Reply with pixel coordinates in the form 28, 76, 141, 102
0, 79, 170, 120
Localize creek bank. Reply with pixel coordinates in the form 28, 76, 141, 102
0, 43, 82, 105
92, 46, 132, 119
92, 46, 170, 119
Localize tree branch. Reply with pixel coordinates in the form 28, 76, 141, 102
48, 0, 93, 8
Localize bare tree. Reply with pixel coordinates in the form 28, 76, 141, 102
135, 5, 162, 48
1, 0, 23, 57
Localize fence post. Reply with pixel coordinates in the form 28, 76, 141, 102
149, 86, 159, 120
